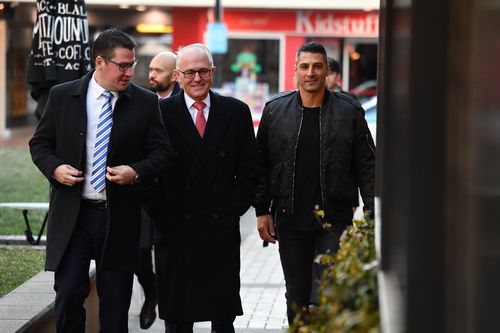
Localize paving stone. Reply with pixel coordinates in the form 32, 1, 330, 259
128, 209, 288, 332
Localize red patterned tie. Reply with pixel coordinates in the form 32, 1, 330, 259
194, 101, 206, 137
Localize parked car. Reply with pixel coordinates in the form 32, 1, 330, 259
362, 95, 377, 142
350, 79, 377, 103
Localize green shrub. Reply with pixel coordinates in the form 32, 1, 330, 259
293, 214, 380, 333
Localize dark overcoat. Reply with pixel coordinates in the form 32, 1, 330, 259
156, 91, 260, 322
29, 70, 172, 272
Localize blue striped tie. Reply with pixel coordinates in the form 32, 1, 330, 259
90, 91, 113, 192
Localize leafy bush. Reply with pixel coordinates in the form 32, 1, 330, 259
293, 214, 380, 333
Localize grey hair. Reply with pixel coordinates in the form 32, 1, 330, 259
176, 43, 214, 68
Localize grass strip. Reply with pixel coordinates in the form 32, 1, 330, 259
0, 247, 46, 297
0, 147, 48, 235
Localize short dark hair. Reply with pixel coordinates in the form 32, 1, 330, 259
296, 42, 327, 64
92, 28, 137, 62
327, 57, 341, 74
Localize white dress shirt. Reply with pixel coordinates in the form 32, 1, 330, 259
183, 93, 211, 125
82, 73, 118, 200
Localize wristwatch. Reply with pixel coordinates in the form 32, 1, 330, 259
132, 173, 139, 184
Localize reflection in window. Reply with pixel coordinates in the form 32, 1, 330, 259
213, 39, 279, 122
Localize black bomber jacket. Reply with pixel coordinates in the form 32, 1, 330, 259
253, 89, 376, 220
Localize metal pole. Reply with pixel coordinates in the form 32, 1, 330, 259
215, 0, 222, 22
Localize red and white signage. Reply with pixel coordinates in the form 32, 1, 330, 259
296, 11, 379, 37
224, 10, 379, 37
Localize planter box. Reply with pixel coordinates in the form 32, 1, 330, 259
0, 264, 97, 333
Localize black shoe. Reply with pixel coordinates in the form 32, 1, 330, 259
140, 299, 157, 329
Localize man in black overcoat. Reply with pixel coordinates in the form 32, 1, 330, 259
135, 51, 182, 330
156, 43, 260, 333
29, 28, 172, 332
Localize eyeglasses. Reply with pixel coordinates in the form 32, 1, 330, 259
177, 68, 212, 79
105, 58, 139, 72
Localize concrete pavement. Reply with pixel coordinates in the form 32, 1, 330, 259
128, 209, 288, 333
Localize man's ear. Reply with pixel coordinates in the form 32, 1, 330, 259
95, 56, 105, 70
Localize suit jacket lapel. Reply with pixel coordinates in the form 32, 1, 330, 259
67, 71, 92, 161
188, 91, 231, 181
68, 70, 92, 133
169, 93, 202, 153
107, 84, 133, 156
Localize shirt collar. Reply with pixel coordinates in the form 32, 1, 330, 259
184, 92, 211, 110
89, 72, 118, 100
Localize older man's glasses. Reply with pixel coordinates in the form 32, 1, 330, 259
105, 58, 139, 72
177, 68, 212, 79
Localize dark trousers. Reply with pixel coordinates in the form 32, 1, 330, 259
53, 204, 134, 333
136, 247, 157, 301
165, 317, 236, 333
278, 225, 348, 326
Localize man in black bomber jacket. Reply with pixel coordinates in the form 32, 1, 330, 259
253, 42, 375, 328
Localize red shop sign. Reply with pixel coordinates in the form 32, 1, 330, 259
224, 10, 379, 37
296, 11, 379, 37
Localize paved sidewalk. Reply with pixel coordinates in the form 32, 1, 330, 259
0, 125, 34, 149
128, 210, 288, 332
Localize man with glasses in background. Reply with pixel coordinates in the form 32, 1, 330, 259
155, 43, 260, 333
29, 28, 172, 332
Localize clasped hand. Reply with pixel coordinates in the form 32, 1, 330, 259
52, 164, 137, 186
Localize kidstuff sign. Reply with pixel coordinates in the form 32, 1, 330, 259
224, 10, 379, 37
296, 11, 378, 36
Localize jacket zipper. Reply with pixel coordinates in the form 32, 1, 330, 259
366, 133, 376, 156
290, 107, 304, 214
318, 106, 325, 211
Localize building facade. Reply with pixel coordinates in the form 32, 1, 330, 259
0, 0, 379, 136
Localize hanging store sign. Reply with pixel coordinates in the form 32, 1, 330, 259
296, 11, 379, 37
27, 0, 91, 119
224, 10, 379, 37
207, 22, 228, 54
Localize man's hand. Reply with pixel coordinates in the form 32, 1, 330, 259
52, 164, 84, 186
106, 165, 138, 185
257, 214, 277, 244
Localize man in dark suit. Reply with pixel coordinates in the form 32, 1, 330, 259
134, 51, 182, 330
29, 28, 172, 332
156, 43, 260, 333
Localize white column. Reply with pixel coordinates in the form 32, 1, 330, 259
0, 19, 8, 139
342, 41, 351, 91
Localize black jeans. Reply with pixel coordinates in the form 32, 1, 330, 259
54, 204, 134, 333
278, 225, 349, 326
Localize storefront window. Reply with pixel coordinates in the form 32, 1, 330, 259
131, 35, 173, 88
308, 37, 342, 65
213, 38, 279, 117
5, 4, 37, 126
346, 41, 378, 101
